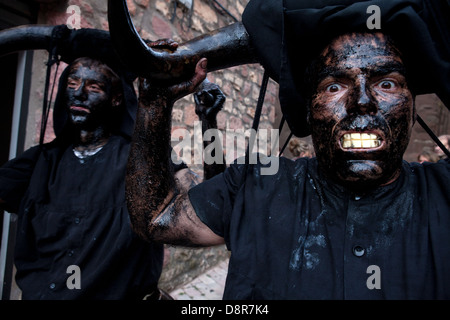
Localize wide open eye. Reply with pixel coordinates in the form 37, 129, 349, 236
376, 80, 396, 90
326, 83, 343, 93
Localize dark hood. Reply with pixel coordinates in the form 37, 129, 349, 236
52, 63, 137, 142
43, 25, 138, 143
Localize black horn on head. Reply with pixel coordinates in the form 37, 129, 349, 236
0, 24, 136, 81
107, 0, 258, 82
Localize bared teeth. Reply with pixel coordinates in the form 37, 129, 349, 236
341, 133, 381, 149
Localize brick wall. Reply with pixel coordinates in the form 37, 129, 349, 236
404, 94, 450, 162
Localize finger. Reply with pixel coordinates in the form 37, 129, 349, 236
171, 58, 208, 99
145, 38, 179, 51
211, 98, 225, 111
192, 58, 208, 88
204, 92, 214, 104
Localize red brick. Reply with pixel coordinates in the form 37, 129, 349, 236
228, 116, 243, 130
126, 0, 136, 16
136, 0, 151, 9
152, 15, 173, 39
183, 104, 197, 127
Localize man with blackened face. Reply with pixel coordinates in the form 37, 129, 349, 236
307, 32, 415, 192
65, 58, 123, 148
124, 0, 450, 300
0, 56, 169, 300
0, 51, 227, 299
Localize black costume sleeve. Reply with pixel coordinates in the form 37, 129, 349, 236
0, 146, 41, 213
188, 162, 245, 245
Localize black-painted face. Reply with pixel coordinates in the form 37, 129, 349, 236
308, 33, 415, 192
65, 63, 115, 129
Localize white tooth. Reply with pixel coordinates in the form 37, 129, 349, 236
351, 133, 361, 139
369, 134, 378, 140
351, 140, 362, 148
343, 140, 352, 148
362, 140, 373, 148
343, 133, 351, 140
361, 133, 371, 140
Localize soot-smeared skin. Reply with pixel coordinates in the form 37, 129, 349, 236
125, 78, 177, 242
150, 169, 208, 247
126, 58, 208, 244
308, 33, 415, 193
65, 61, 122, 152
194, 79, 227, 180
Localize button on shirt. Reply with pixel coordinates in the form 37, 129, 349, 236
188, 156, 450, 299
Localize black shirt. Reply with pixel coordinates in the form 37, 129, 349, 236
189, 156, 450, 299
0, 135, 170, 299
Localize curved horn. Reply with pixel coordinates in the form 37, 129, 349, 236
107, 0, 258, 82
0, 24, 133, 77
0, 25, 56, 57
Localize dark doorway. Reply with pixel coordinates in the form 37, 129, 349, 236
0, 53, 18, 166
0, 0, 38, 300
